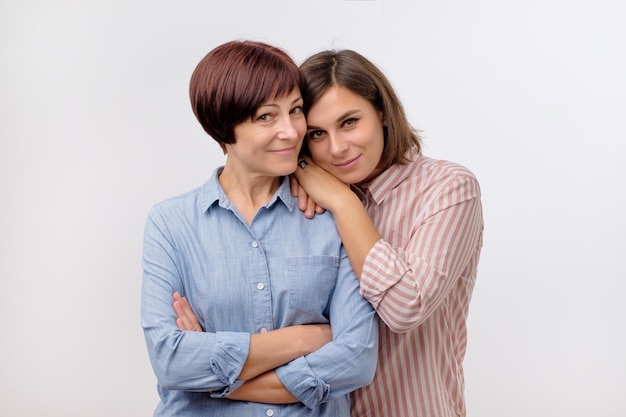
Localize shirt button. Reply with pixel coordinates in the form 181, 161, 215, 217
260, 327, 268, 333
256, 282, 264, 290
266, 410, 274, 416
251, 241, 259, 248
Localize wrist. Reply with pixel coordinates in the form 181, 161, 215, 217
330, 191, 363, 217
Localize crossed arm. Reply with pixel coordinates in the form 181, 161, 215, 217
172, 292, 331, 403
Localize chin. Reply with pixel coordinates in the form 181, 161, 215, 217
332, 172, 363, 185
274, 165, 298, 177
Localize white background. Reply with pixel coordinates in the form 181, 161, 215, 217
1, 1, 625, 416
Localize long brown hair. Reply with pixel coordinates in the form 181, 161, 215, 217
300, 50, 421, 169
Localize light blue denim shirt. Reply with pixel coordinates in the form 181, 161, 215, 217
141, 168, 378, 417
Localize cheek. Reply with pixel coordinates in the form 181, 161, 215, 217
295, 118, 307, 138
367, 130, 385, 156
375, 136, 385, 157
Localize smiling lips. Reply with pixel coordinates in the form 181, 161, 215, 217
334, 155, 360, 169
270, 146, 298, 156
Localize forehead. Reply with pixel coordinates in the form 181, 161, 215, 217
257, 87, 302, 108
307, 86, 375, 124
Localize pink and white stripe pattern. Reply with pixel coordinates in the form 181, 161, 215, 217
351, 154, 484, 417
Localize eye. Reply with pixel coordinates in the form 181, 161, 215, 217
290, 105, 303, 115
306, 130, 326, 141
341, 117, 358, 127
256, 113, 274, 122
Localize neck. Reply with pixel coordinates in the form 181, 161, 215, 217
219, 163, 282, 223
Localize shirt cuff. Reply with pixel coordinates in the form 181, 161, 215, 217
207, 331, 250, 397
275, 356, 329, 409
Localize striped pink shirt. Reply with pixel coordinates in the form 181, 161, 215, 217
350, 153, 483, 417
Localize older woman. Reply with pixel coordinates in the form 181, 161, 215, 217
141, 40, 378, 417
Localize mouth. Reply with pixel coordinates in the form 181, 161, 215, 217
334, 155, 360, 169
270, 146, 298, 156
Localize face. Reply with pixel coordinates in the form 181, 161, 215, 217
306, 86, 384, 185
228, 88, 306, 177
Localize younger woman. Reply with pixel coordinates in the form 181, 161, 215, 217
293, 50, 484, 417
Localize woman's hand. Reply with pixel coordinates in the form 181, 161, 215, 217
290, 175, 325, 219
172, 290, 333, 378
173, 292, 203, 331
172, 292, 332, 352
173, 292, 332, 354
292, 156, 353, 213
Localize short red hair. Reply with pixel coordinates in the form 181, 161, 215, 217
190, 40, 305, 151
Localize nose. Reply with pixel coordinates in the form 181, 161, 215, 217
277, 114, 299, 141
329, 134, 347, 156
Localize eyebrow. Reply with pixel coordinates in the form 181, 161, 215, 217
259, 96, 303, 109
307, 109, 361, 130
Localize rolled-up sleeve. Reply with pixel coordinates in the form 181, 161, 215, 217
141, 207, 250, 393
360, 173, 483, 333
274, 246, 379, 409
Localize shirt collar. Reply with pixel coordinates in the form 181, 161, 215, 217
356, 149, 421, 205
198, 166, 295, 212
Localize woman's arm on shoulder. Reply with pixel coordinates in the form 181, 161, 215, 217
292, 159, 381, 278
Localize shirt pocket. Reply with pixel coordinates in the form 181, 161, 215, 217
288, 255, 339, 317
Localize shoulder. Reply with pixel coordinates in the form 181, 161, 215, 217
145, 182, 212, 235
149, 186, 203, 216
287, 201, 340, 234
391, 156, 481, 216
419, 156, 478, 181
148, 168, 222, 219
417, 156, 480, 193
